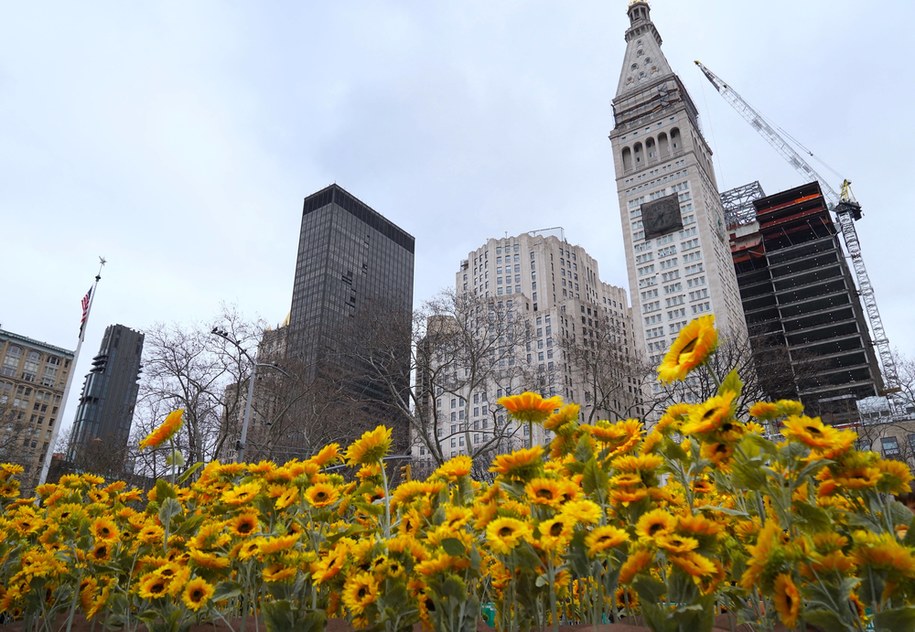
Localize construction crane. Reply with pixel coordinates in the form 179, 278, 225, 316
694, 60, 901, 409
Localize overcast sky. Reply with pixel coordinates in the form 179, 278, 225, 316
3, 1, 913, 429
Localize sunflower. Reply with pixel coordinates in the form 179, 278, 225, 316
236, 540, 262, 560
618, 548, 654, 584
139, 409, 185, 450
543, 403, 581, 431
657, 315, 717, 383
611, 453, 664, 473
79, 577, 98, 613
655, 534, 699, 554
772, 574, 800, 628
137, 573, 169, 600
91, 517, 119, 541
850, 531, 915, 576
90, 540, 112, 563
486, 517, 533, 555
304, 482, 340, 508
258, 534, 299, 555
739, 522, 781, 590
181, 577, 214, 611
585, 418, 642, 448
538, 516, 575, 552
391, 480, 430, 506
700, 440, 735, 466
677, 514, 723, 538
748, 401, 780, 420
138, 524, 165, 545
670, 551, 718, 578
271, 485, 299, 510
263, 563, 298, 583
342, 571, 379, 616
635, 509, 677, 541
876, 458, 913, 495
229, 512, 259, 537
489, 445, 544, 479
525, 478, 563, 506
433, 455, 473, 480
346, 426, 392, 466
561, 499, 602, 524
222, 482, 261, 505
682, 392, 735, 436
498, 392, 563, 424
188, 549, 230, 570
585, 525, 629, 557
311, 443, 341, 467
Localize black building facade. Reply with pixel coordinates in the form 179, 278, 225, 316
67, 324, 144, 467
730, 182, 882, 424
288, 184, 414, 449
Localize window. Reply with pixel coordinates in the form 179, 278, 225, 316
882, 436, 901, 458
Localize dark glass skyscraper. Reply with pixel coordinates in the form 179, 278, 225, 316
288, 184, 414, 448
67, 324, 144, 467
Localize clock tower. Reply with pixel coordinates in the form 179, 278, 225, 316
609, 1, 747, 366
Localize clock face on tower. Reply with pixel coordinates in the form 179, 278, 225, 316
641, 194, 683, 239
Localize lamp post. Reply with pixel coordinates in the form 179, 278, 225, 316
211, 327, 292, 463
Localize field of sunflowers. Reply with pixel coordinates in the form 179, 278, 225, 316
1, 315, 914, 631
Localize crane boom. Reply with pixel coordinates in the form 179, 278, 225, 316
694, 60, 900, 408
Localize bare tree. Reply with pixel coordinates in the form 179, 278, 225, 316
133, 306, 258, 474
559, 311, 659, 423
345, 290, 536, 473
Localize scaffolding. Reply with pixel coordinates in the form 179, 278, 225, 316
721, 181, 766, 229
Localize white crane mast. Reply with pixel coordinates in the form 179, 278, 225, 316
694, 61, 900, 410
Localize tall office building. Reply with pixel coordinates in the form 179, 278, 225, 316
412, 231, 642, 471
609, 1, 747, 366
730, 182, 883, 424
288, 184, 415, 449
67, 324, 144, 468
0, 328, 74, 491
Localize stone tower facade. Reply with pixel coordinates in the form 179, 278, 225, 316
609, 1, 747, 366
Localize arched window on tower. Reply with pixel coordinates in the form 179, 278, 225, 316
658, 132, 669, 158
670, 128, 681, 153
646, 137, 656, 162
622, 147, 632, 172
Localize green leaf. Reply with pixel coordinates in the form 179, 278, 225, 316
441, 537, 465, 557
632, 575, 666, 604
157, 497, 183, 528
705, 505, 749, 517
574, 433, 594, 463
905, 515, 915, 547
718, 368, 743, 399
793, 502, 832, 531
262, 599, 294, 632
874, 605, 915, 631
660, 440, 688, 462
177, 461, 204, 485
297, 611, 328, 632
155, 478, 176, 501
582, 457, 608, 495
730, 457, 767, 491
211, 581, 243, 602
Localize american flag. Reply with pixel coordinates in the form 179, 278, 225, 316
79, 287, 92, 336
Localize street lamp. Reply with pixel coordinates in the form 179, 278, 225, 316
211, 327, 293, 463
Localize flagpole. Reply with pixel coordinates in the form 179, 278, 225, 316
37, 257, 106, 486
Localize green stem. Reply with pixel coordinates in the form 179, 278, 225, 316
380, 459, 392, 539
548, 561, 559, 632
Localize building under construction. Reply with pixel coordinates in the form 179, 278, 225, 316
728, 181, 883, 424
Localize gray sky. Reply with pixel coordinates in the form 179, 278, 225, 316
3, 1, 913, 430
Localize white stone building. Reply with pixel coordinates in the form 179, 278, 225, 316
609, 1, 748, 368
411, 230, 644, 471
